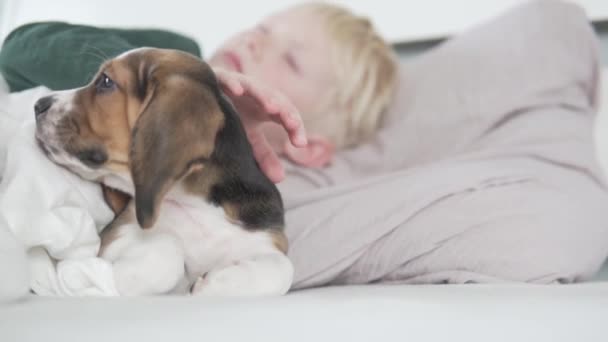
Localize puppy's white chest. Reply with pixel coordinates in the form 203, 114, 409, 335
154, 195, 272, 279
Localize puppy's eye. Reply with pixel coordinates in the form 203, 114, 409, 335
96, 73, 115, 92
78, 149, 108, 167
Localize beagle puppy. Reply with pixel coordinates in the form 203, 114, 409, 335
33, 47, 293, 296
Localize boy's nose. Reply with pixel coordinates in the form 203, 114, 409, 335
247, 31, 268, 61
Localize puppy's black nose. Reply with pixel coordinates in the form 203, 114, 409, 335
34, 96, 55, 119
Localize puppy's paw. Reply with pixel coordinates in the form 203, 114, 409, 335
190, 255, 293, 297
190, 263, 250, 296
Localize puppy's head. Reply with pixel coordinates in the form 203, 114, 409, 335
35, 48, 249, 228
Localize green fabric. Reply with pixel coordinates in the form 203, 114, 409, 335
0, 22, 202, 92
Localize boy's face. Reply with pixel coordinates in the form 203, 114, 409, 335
208, 5, 335, 123
209, 5, 337, 168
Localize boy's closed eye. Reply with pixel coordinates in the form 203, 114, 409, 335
284, 53, 300, 73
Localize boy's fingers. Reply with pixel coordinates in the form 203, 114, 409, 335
247, 129, 285, 183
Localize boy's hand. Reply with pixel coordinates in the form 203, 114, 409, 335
214, 67, 308, 183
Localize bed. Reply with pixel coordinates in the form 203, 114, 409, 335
1, 279, 608, 342
2, 1, 608, 341
1, 44, 608, 342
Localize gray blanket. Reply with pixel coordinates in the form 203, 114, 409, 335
279, 0, 608, 289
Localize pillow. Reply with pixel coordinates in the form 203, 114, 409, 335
0, 22, 201, 92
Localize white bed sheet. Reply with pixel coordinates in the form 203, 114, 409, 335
1, 281, 608, 342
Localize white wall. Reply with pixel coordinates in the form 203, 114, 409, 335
1, 0, 607, 55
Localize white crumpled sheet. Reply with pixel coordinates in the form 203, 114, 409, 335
0, 84, 117, 300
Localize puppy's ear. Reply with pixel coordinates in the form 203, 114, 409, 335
130, 71, 224, 229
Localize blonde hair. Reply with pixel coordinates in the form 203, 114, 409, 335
301, 2, 399, 148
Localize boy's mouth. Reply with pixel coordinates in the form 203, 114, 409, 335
223, 51, 243, 73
